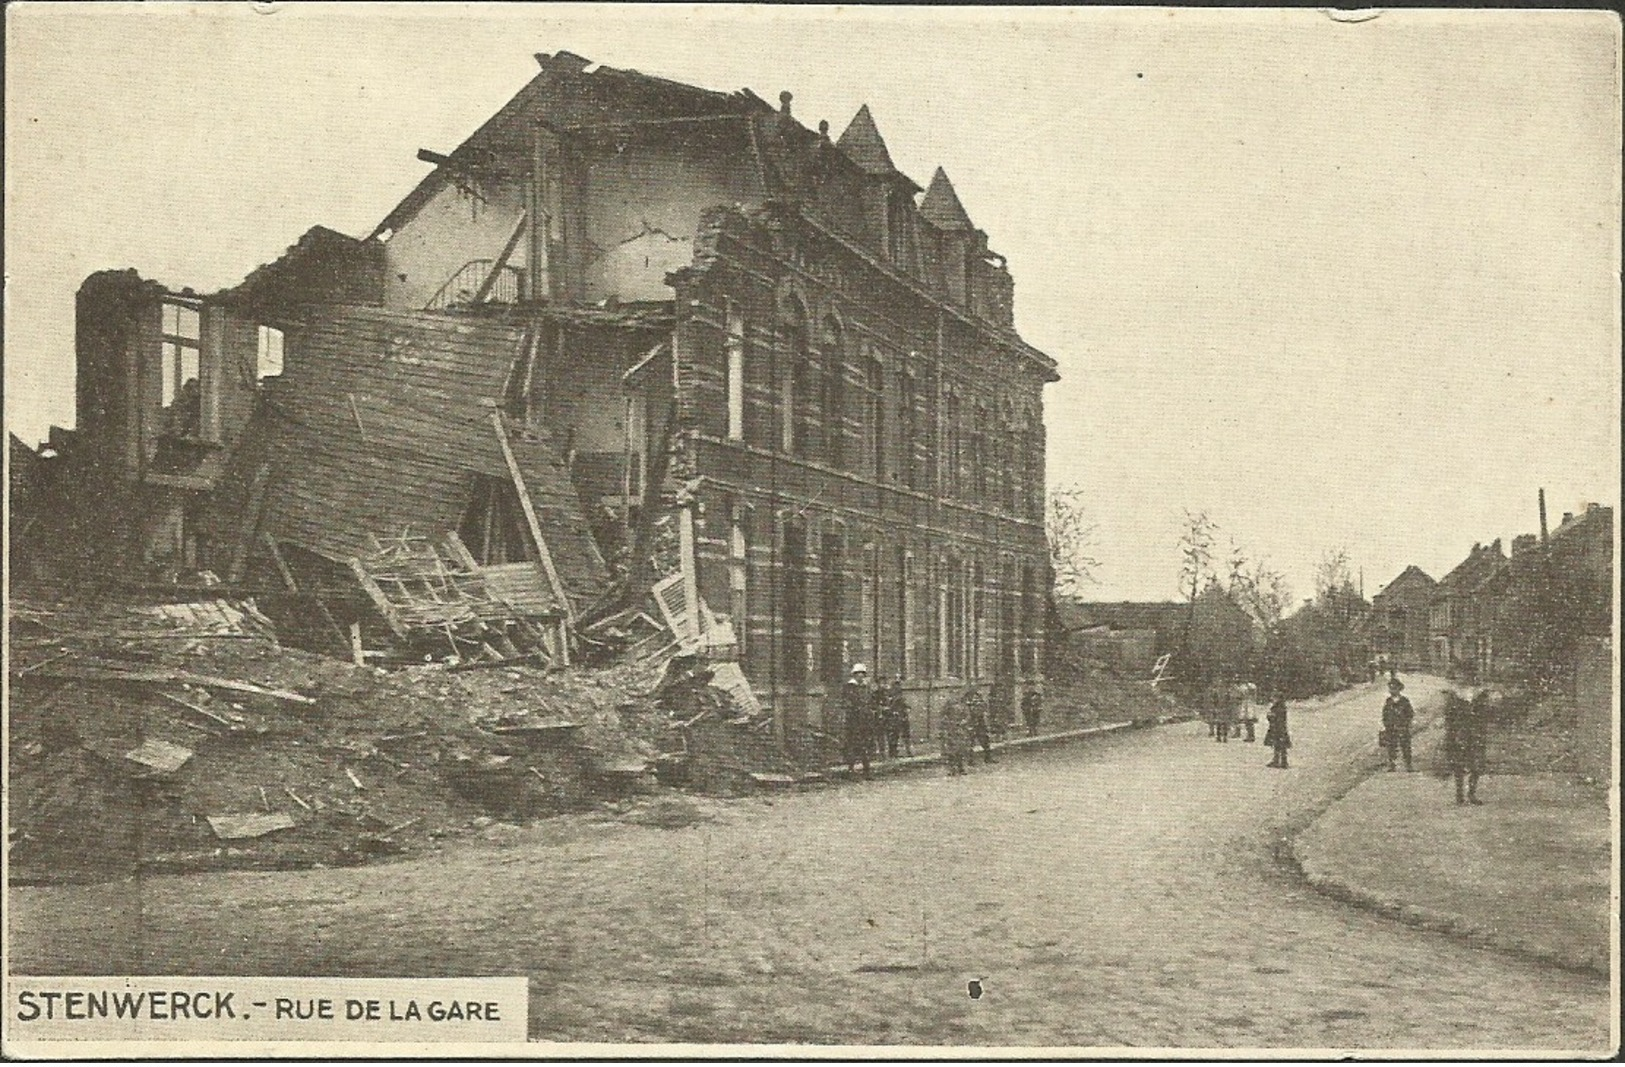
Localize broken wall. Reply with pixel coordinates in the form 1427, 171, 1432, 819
229, 305, 606, 614
580, 124, 764, 304
532, 323, 668, 512
383, 180, 529, 311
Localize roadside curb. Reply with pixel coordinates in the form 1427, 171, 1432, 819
1285, 690, 1610, 981
1289, 836, 1609, 977
1280, 680, 1610, 977
795, 716, 1156, 785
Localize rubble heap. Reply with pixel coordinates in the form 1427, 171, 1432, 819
7, 584, 781, 885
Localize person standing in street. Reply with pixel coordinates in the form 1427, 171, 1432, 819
870, 681, 894, 761
965, 683, 994, 764
1021, 687, 1042, 738
885, 676, 912, 757
1264, 692, 1291, 769
939, 684, 971, 776
1381, 677, 1415, 771
1211, 683, 1234, 743
1443, 687, 1489, 804
842, 663, 875, 778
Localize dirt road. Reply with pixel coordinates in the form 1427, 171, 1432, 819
9, 678, 1612, 1051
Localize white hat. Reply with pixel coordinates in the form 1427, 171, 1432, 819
851, 663, 868, 675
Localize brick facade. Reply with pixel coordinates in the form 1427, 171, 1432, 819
669, 205, 1052, 733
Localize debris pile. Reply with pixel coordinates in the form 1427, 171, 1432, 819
347, 529, 569, 666
6, 583, 772, 884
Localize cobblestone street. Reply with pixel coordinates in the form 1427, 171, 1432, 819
10, 679, 1612, 1051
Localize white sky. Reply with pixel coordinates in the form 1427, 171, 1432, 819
5, 4, 1620, 601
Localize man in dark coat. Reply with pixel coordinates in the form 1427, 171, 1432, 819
1210, 683, 1235, 743
964, 683, 994, 764
870, 682, 894, 760
1381, 678, 1415, 771
883, 676, 911, 757
939, 686, 971, 776
1443, 688, 1489, 804
842, 663, 875, 777
1264, 693, 1291, 768
1021, 688, 1042, 738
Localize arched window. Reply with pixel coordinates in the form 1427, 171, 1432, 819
821, 316, 845, 469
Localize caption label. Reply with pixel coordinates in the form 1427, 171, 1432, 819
7, 976, 528, 1042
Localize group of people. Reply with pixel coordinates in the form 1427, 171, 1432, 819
839, 664, 1043, 778
1202, 682, 1292, 768
1379, 674, 1492, 805
839, 664, 912, 776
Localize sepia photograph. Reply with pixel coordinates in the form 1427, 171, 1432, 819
4, 3, 1619, 1056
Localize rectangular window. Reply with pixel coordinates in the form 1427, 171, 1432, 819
1020, 564, 1037, 674
158, 301, 203, 441
971, 560, 985, 679
819, 531, 845, 686
161, 342, 179, 408
866, 350, 885, 481
972, 405, 989, 501
781, 371, 797, 454
896, 546, 912, 678
782, 517, 808, 684
823, 359, 843, 468
256, 325, 285, 379
1005, 416, 1022, 515
861, 542, 878, 673
943, 555, 966, 679
162, 303, 200, 340
898, 368, 916, 489
729, 506, 748, 659
725, 300, 745, 441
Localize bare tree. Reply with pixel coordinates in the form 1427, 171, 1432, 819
1314, 546, 1356, 602
1226, 541, 1292, 628
1046, 486, 1101, 596
1178, 510, 1218, 607
1177, 509, 1219, 659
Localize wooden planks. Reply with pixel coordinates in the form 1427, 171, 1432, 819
488, 407, 571, 622
251, 305, 608, 602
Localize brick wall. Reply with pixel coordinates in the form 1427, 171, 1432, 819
669, 206, 1052, 732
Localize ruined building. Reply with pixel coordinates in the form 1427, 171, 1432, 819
55, 52, 1057, 735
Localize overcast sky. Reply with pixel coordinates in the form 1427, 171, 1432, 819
5, 4, 1620, 601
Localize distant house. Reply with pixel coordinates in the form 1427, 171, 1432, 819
1369, 564, 1436, 670
1429, 540, 1507, 674
1053, 587, 1255, 686
1474, 504, 1614, 682
1050, 599, 1179, 676
1546, 503, 1614, 638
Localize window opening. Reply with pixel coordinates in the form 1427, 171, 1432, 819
725, 300, 745, 441
256, 325, 285, 380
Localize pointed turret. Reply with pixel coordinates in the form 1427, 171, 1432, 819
837, 104, 898, 174
837, 105, 922, 191
920, 167, 975, 231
